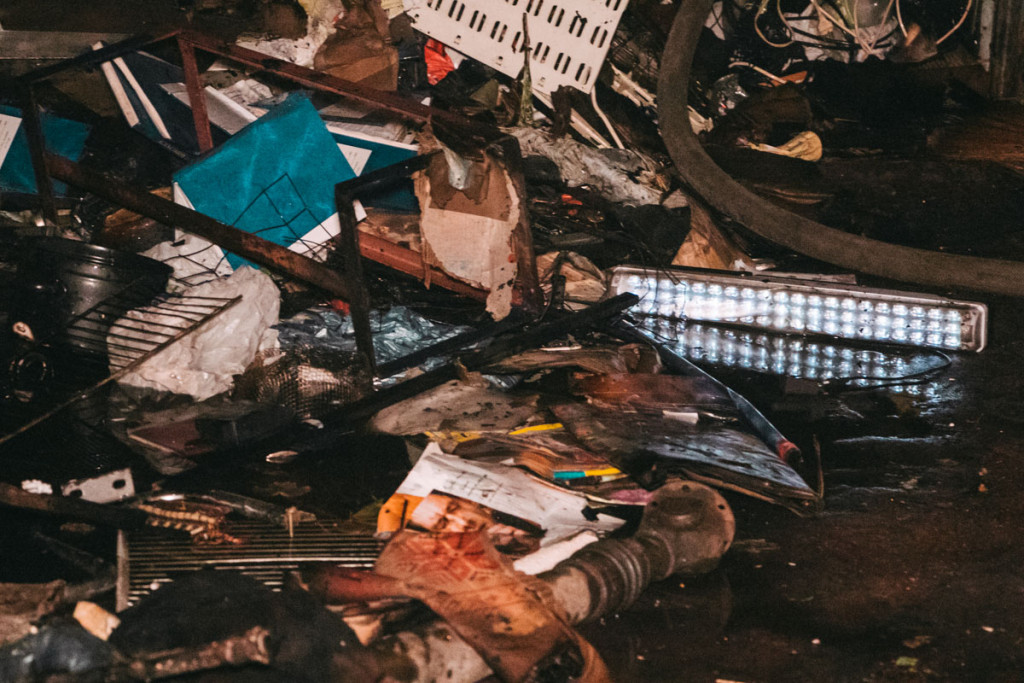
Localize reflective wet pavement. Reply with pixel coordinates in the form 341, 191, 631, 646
581, 295, 1024, 681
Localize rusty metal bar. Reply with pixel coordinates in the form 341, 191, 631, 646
179, 30, 493, 140
46, 154, 489, 305
177, 34, 214, 153
336, 189, 377, 375
45, 153, 354, 299
333, 153, 441, 372
0, 481, 153, 530
357, 232, 488, 301
46, 154, 489, 306
18, 85, 59, 226
180, 30, 432, 121
493, 136, 544, 314
4, 31, 180, 86
126, 627, 271, 680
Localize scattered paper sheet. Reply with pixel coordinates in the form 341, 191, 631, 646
394, 443, 625, 546
0, 113, 20, 168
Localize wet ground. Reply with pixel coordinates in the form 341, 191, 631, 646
581, 295, 1024, 682
4, 1, 1024, 681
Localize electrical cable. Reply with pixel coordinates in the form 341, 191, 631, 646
754, 0, 795, 48
761, 0, 897, 56
862, 0, 897, 56
783, 22, 863, 49
808, 0, 894, 58
635, 316, 953, 393
821, 348, 952, 392
657, 0, 1024, 297
936, 0, 972, 45
895, 0, 908, 37
729, 61, 788, 85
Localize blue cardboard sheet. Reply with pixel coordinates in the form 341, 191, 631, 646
0, 105, 91, 196
174, 93, 356, 269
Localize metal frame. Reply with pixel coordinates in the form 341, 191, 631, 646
0, 292, 241, 447
6, 29, 541, 369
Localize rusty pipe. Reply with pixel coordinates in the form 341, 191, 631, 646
538, 480, 735, 624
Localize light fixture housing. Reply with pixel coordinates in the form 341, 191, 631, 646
607, 266, 988, 352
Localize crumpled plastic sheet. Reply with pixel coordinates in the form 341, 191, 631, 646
275, 305, 470, 372
512, 127, 666, 206
111, 266, 281, 400
234, 0, 345, 68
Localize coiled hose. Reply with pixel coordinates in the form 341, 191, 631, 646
657, 0, 1024, 296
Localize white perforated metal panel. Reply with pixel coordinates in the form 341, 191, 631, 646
403, 0, 629, 96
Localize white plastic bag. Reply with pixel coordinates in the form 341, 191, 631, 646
111, 266, 280, 400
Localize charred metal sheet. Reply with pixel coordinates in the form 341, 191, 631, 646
570, 373, 739, 416
552, 401, 816, 512
613, 320, 802, 465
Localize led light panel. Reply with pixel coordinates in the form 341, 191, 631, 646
638, 318, 940, 390
608, 266, 988, 352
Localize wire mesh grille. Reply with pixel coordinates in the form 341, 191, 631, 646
233, 347, 373, 421
123, 520, 383, 606
1, 290, 240, 447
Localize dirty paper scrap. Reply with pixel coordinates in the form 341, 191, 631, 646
395, 443, 625, 546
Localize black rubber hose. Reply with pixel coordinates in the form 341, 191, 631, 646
658, 0, 1024, 297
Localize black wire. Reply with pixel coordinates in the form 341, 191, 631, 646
785, 23, 862, 48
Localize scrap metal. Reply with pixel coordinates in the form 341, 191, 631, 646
308, 479, 733, 682
334, 153, 440, 374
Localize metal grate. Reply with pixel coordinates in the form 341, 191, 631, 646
122, 520, 383, 607
1, 291, 240, 447
403, 0, 629, 96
